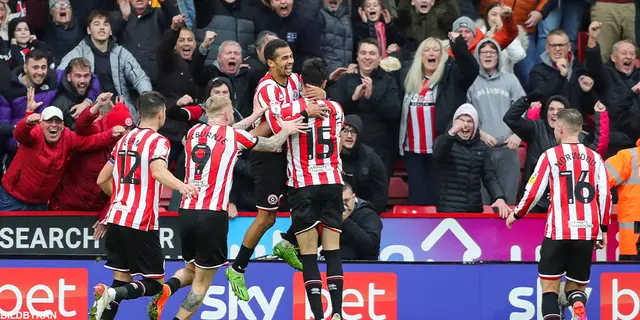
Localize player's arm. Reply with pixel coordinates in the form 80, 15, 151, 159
252, 118, 306, 152
513, 152, 552, 219
149, 138, 199, 198
249, 121, 272, 137
597, 158, 612, 232
233, 105, 268, 130
97, 161, 115, 196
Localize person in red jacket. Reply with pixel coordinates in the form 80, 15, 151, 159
49, 92, 134, 212
0, 91, 125, 211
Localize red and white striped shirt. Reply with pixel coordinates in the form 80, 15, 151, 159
106, 128, 171, 231
253, 73, 303, 124
514, 143, 612, 240
265, 98, 344, 188
405, 79, 436, 154
180, 123, 257, 211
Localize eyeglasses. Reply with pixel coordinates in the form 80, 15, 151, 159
341, 128, 357, 135
479, 51, 497, 56
547, 43, 568, 49
53, 2, 71, 9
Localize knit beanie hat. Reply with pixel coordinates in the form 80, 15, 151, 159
452, 16, 476, 36
453, 103, 479, 139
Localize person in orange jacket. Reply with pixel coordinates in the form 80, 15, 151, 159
605, 138, 640, 261
447, 5, 518, 58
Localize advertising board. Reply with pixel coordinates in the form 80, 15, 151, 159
0, 214, 621, 262
0, 260, 637, 319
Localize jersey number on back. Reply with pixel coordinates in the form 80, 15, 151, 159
118, 150, 141, 185
560, 170, 595, 204
306, 126, 334, 160
191, 143, 212, 177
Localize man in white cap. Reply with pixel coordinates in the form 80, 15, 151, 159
432, 103, 511, 216
448, 8, 518, 57
0, 101, 125, 211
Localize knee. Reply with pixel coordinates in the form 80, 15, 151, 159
257, 211, 276, 229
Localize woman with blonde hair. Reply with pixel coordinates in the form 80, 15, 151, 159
399, 34, 478, 205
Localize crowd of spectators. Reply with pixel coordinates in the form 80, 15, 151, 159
0, 0, 638, 258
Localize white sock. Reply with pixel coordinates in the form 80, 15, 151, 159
107, 287, 116, 302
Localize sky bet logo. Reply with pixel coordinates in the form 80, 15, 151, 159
601, 273, 640, 320
293, 272, 397, 319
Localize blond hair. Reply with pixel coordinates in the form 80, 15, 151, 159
556, 108, 583, 133
404, 38, 448, 94
203, 95, 232, 115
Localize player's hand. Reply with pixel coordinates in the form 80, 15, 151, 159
228, 203, 239, 219
279, 117, 307, 134
594, 100, 607, 112
179, 183, 199, 199
362, 77, 373, 99
305, 100, 330, 118
92, 220, 107, 240
26, 113, 41, 125
479, 130, 497, 148
595, 232, 607, 249
303, 84, 326, 100
491, 198, 512, 218
202, 31, 217, 49
506, 133, 521, 150
506, 212, 517, 229
177, 94, 193, 107
26, 87, 43, 113
588, 21, 601, 40
578, 75, 594, 92
352, 84, 365, 101
112, 125, 126, 137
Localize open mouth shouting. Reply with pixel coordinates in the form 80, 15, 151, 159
366, 8, 380, 21
277, 3, 292, 17
327, 0, 339, 9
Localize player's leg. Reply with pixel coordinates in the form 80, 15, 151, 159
292, 186, 325, 319
148, 208, 198, 320
538, 238, 569, 320
563, 240, 595, 320
319, 184, 345, 320
174, 267, 218, 320
272, 194, 303, 270
91, 224, 131, 320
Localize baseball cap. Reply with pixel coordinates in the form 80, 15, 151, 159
106, 103, 134, 129
41, 106, 64, 121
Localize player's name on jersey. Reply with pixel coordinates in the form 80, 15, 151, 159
555, 150, 597, 168
186, 130, 228, 144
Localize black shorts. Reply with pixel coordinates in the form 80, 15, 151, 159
251, 151, 287, 210
104, 224, 165, 279
288, 184, 343, 235
179, 209, 229, 269
538, 237, 594, 284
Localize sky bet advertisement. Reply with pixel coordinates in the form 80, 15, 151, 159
0, 260, 639, 320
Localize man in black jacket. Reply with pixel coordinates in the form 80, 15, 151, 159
341, 114, 388, 213
51, 57, 97, 130
329, 38, 401, 177
335, 181, 382, 261
433, 103, 510, 215
244, 30, 278, 90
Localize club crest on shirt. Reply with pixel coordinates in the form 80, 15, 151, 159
270, 101, 282, 115
292, 91, 299, 100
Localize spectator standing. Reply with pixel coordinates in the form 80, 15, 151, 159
193, 0, 258, 63
259, 0, 321, 73
529, 29, 597, 116
330, 38, 401, 181
590, 0, 636, 62
433, 103, 510, 215
399, 35, 479, 205
192, 33, 253, 117
68, 0, 115, 29
318, 0, 353, 73
353, 0, 404, 59
110, 0, 179, 85
585, 22, 640, 157
396, 0, 459, 49
7, 18, 51, 70
0, 101, 124, 211
478, 2, 527, 74
25, 0, 86, 66
244, 30, 278, 89
331, 182, 382, 260
155, 14, 197, 165
340, 114, 388, 213
503, 95, 609, 212
50, 93, 133, 211
535, 0, 584, 58
467, 38, 525, 205
448, 7, 518, 57
57, 10, 153, 123
176, 0, 195, 28
51, 57, 101, 130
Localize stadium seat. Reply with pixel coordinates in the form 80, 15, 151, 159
393, 159, 407, 177
159, 187, 172, 207
518, 147, 525, 170
577, 31, 588, 63
393, 205, 437, 214
387, 177, 409, 205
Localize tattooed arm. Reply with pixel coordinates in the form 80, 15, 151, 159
252, 117, 306, 152
233, 106, 269, 130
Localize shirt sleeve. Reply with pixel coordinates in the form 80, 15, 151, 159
109, 146, 117, 164
514, 152, 552, 219
235, 128, 258, 150
150, 136, 171, 163
182, 105, 205, 122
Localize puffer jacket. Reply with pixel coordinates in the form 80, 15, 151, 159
480, 0, 558, 33
194, 0, 257, 64
503, 94, 609, 209
433, 122, 505, 213
49, 106, 115, 211
2, 115, 117, 204
318, 4, 353, 73
57, 37, 153, 124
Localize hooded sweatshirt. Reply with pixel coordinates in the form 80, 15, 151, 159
467, 38, 525, 146
433, 103, 505, 212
